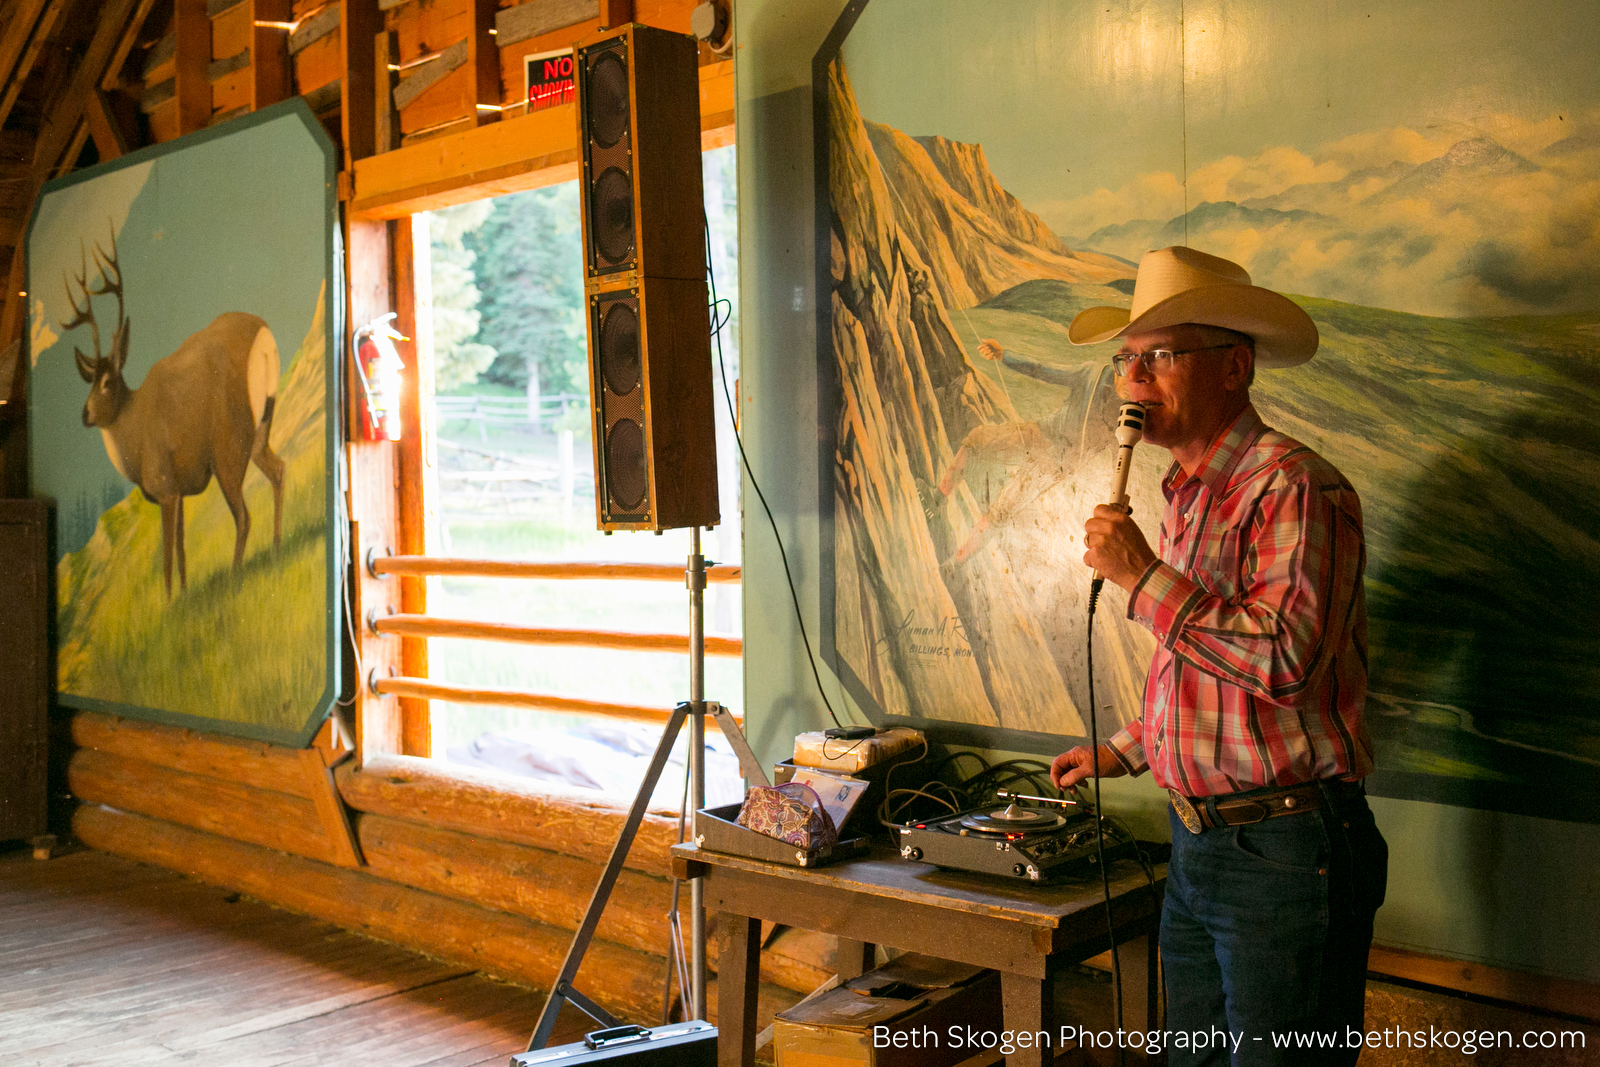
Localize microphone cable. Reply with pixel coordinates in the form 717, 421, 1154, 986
1087, 576, 1127, 1065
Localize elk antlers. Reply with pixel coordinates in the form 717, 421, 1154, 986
60, 224, 126, 381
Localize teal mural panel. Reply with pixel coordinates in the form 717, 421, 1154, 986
814, 0, 1600, 822
27, 100, 341, 747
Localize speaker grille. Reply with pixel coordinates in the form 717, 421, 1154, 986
600, 300, 641, 397
592, 290, 648, 521
605, 419, 647, 511
582, 40, 634, 276
587, 52, 630, 148
593, 167, 635, 266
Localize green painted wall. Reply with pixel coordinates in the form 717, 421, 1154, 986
734, 0, 1600, 986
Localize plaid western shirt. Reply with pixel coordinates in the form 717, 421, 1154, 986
1105, 405, 1375, 797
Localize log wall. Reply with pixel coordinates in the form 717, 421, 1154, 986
62, 710, 824, 1026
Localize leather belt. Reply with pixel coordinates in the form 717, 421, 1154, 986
1169, 781, 1356, 835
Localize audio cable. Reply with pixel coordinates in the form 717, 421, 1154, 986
702, 213, 846, 729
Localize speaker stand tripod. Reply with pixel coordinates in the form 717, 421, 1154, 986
527, 527, 769, 1051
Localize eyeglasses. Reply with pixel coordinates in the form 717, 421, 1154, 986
1111, 344, 1234, 377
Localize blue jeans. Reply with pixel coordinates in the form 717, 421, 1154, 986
1161, 786, 1388, 1066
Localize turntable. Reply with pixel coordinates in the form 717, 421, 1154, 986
897, 792, 1110, 882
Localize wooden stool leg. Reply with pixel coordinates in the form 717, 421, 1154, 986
836, 937, 875, 980
1001, 969, 1058, 1067
717, 914, 760, 1067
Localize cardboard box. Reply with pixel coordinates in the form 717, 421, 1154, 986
774, 955, 1001, 1067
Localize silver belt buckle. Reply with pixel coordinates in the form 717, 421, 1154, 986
1169, 789, 1203, 834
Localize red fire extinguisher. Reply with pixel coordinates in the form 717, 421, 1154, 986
353, 313, 407, 442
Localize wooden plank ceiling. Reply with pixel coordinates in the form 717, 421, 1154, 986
0, 0, 724, 380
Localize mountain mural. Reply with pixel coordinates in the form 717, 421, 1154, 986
823, 53, 1600, 820
827, 60, 1174, 738
1075, 132, 1600, 321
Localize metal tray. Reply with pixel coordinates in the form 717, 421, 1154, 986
693, 803, 869, 867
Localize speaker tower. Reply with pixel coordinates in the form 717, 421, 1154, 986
576, 24, 718, 532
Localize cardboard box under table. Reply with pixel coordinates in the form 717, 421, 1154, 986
774, 954, 1001, 1067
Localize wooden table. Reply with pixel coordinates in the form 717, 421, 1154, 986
672, 842, 1166, 1067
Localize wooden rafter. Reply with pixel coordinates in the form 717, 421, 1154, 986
0, 0, 147, 350
0, 0, 65, 132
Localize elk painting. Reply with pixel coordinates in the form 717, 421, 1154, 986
61, 232, 286, 600
28, 100, 339, 745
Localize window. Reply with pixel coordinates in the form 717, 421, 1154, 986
405, 146, 743, 805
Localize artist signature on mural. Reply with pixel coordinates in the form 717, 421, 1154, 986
877, 609, 975, 659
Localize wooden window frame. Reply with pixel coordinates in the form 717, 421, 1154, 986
342, 59, 734, 762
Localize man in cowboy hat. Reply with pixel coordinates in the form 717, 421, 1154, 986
1051, 246, 1388, 1066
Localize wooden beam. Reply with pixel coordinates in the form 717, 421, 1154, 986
494, 0, 593, 48
371, 676, 743, 731
357, 812, 676, 957
67, 746, 346, 864
299, 747, 366, 867
1368, 945, 1600, 1026
374, 29, 398, 153
0, 0, 51, 98
102, 0, 161, 92
0, 0, 144, 352
336, 753, 682, 877
340, 0, 380, 167
373, 556, 742, 583
84, 88, 129, 160
598, 0, 634, 31
173, 0, 210, 135
345, 201, 400, 764
390, 214, 428, 757
69, 710, 316, 797
350, 60, 732, 220
250, 0, 291, 111
467, 0, 498, 127
0, 0, 67, 133
370, 614, 745, 656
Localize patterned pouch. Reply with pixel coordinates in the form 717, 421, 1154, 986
736, 782, 840, 850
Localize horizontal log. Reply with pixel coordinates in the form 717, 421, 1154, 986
72, 804, 667, 1021
371, 614, 743, 656
357, 812, 674, 957
69, 710, 315, 799
392, 38, 466, 111
373, 555, 742, 584
143, 31, 175, 76
67, 747, 339, 865
495, 0, 592, 46
140, 78, 174, 112
337, 754, 681, 878
1367, 945, 1600, 1025
372, 677, 743, 730
302, 814, 829, 996
286, 4, 337, 54
206, 47, 249, 82
349, 61, 732, 220
302, 77, 340, 114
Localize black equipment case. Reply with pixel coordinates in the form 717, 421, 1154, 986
510, 1022, 716, 1066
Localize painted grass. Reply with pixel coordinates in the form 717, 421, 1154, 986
56, 293, 332, 738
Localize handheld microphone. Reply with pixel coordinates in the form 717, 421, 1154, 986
1089, 402, 1146, 606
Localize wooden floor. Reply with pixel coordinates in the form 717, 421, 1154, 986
0, 845, 595, 1067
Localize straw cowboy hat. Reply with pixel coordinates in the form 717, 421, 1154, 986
1068, 246, 1319, 368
